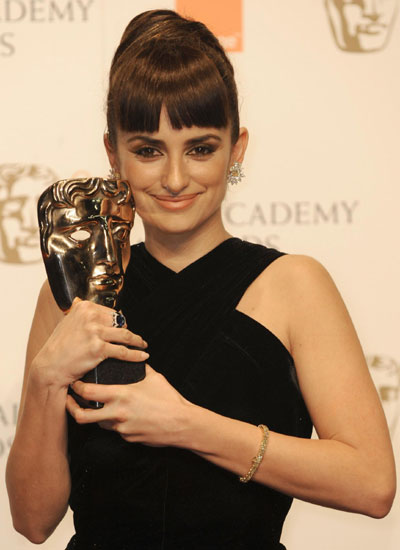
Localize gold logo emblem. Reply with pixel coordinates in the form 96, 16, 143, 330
366, 355, 400, 435
0, 164, 57, 264
325, 0, 398, 52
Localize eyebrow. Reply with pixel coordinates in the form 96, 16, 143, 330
126, 133, 222, 146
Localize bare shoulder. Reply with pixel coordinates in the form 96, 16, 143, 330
266, 254, 353, 342
259, 253, 336, 289
244, 253, 341, 312
237, 254, 338, 354
258, 254, 345, 316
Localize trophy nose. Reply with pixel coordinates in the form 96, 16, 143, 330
94, 224, 120, 271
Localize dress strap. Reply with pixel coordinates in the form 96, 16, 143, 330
119, 239, 285, 385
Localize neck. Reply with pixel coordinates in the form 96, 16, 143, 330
143, 211, 231, 272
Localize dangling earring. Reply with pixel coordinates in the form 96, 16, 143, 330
108, 167, 121, 180
227, 162, 244, 185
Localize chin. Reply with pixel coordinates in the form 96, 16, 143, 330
141, 214, 201, 236
157, 223, 199, 236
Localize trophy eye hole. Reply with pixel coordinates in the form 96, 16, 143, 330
70, 229, 91, 242
113, 227, 129, 242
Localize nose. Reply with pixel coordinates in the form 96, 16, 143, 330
362, 0, 380, 20
161, 156, 189, 195
94, 222, 118, 270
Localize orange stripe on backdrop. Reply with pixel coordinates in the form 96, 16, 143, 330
175, 0, 243, 52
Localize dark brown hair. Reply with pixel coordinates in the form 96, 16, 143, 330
106, 10, 239, 147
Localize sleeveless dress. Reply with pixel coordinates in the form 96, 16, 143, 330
66, 238, 312, 550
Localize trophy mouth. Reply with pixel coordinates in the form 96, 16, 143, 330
89, 274, 123, 290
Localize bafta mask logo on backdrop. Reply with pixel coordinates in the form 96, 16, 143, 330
367, 355, 400, 435
0, 164, 57, 264
176, 0, 243, 52
325, 0, 398, 52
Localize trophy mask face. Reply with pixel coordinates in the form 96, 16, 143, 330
39, 179, 134, 311
325, 0, 398, 52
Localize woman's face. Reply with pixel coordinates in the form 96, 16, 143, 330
107, 108, 247, 239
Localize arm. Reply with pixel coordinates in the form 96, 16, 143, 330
189, 256, 396, 517
66, 256, 396, 518
6, 282, 148, 543
6, 282, 69, 544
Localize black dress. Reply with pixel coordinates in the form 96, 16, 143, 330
66, 238, 312, 550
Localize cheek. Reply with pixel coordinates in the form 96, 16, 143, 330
129, 188, 157, 220
126, 170, 160, 198
193, 158, 229, 186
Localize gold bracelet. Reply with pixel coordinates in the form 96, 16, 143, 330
239, 424, 269, 483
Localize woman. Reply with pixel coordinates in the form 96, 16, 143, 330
6, 9, 396, 550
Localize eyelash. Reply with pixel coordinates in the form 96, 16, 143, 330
134, 147, 160, 158
189, 145, 215, 156
133, 144, 216, 158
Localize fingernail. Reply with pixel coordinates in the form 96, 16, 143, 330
140, 351, 150, 360
142, 340, 148, 348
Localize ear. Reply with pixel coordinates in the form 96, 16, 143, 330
104, 132, 119, 170
230, 127, 249, 165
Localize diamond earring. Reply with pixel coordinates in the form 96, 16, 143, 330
227, 162, 244, 185
108, 167, 121, 180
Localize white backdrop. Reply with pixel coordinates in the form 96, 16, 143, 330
1, 1, 399, 548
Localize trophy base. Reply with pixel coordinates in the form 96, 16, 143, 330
68, 354, 146, 409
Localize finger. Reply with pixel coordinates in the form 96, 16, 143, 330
103, 342, 149, 363
101, 327, 147, 349
71, 380, 120, 404
67, 385, 122, 425
69, 299, 122, 327
70, 297, 121, 325
111, 310, 127, 329
65, 393, 100, 424
142, 364, 159, 380
68, 400, 122, 425
98, 420, 118, 431
145, 364, 155, 375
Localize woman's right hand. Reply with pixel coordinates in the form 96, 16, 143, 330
32, 298, 149, 389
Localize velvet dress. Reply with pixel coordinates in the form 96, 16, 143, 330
66, 238, 312, 550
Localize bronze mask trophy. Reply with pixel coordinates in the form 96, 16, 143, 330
37, 177, 145, 408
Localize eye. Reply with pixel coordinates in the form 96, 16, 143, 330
2, 198, 24, 216
113, 226, 130, 242
70, 229, 91, 242
134, 146, 161, 158
188, 145, 215, 157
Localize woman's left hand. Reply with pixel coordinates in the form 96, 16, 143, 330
66, 365, 191, 447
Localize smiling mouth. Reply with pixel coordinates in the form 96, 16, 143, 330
152, 193, 199, 210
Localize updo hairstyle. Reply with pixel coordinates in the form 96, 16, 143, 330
106, 9, 240, 148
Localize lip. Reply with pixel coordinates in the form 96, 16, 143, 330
153, 193, 199, 210
358, 23, 386, 33
89, 275, 122, 289
17, 235, 38, 247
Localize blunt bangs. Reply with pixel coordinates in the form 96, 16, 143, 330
108, 41, 233, 142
